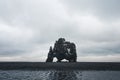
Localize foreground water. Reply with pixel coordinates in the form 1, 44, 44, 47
0, 70, 120, 80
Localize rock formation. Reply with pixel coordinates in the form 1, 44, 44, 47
46, 38, 77, 62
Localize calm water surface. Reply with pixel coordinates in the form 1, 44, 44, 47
0, 70, 120, 80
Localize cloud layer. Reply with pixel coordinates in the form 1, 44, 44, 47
0, 0, 120, 61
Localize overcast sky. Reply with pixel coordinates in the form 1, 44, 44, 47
0, 0, 120, 62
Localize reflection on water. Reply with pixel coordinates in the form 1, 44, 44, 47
0, 70, 120, 80
48, 70, 79, 80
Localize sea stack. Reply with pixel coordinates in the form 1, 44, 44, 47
46, 38, 77, 62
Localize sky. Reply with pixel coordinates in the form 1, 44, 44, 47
0, 0, 120, 62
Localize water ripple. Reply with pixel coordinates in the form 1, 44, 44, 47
0, 70, 120, 80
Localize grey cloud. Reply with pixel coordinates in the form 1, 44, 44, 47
0, 0, 120, 61
0, 0, 74, 57
60, 0, 120, 21
77, 41, 120, 56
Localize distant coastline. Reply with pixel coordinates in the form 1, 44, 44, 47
0, 62, 120, 70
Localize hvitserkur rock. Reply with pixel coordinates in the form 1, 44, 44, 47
46, 38, 77, 62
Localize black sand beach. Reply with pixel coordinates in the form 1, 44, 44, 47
0, 62, 120, 70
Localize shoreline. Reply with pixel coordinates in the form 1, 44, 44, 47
0, 62, 120, 70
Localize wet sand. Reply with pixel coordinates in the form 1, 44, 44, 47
0, 62, 120, 70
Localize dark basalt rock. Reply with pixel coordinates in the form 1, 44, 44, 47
46, 38, 77, 62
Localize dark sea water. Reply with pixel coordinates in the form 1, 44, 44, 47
0, 70, 120, 80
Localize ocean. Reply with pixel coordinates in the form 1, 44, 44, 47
0, 70, 120, 80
